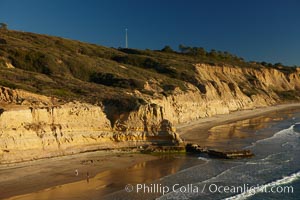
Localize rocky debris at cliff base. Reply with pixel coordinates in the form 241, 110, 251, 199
140, 144, 186, 154
185, 143, 254, 159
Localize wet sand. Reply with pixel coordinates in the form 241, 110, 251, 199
0, 151, 157, 199
178, 103, 300, 146
2, 155, 204, 200
2, 103, 300, 200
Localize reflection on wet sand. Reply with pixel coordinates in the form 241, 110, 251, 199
187, 112, 292, 150
5, 155, 202, 200
208, 116, 275, 140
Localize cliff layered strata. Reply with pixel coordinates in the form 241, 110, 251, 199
0, 64, 299, 163
136, 64, 299, 125
0, 88, 182, 163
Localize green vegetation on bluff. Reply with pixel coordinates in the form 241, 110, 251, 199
0, 29, 299, 108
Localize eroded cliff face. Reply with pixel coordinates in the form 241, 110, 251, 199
120, 64, 299, 126
0, 64, 299, 163
0, 88, 181, 163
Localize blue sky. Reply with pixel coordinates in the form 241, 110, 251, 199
1, 0, 300, 66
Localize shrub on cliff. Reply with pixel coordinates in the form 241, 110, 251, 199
161, 45, 174, 53
89, 72, 144, 89
0, 23, 8, 30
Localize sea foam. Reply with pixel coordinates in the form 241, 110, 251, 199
223, 171, 300, 200
246, 124, 299, 149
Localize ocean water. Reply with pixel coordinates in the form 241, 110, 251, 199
154, 111, 300, 200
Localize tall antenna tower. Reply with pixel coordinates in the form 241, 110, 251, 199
125, 28, 128, 48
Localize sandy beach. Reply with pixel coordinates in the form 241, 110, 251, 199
1, 103, 300, 200
177, 103, 300, 142
0, 151, 156, 199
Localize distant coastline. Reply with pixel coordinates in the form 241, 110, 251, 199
177, 103, 300, 142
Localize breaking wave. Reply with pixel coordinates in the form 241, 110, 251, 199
223, 171, 300, 200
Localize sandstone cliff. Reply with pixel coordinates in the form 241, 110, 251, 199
1, 63, 299, 163
1, 30, 300, 163
0, 87, 181, 163
128, 64, 300, 125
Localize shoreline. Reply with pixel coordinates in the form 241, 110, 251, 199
176, 103, 300, 139
2, 102, 300, 199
